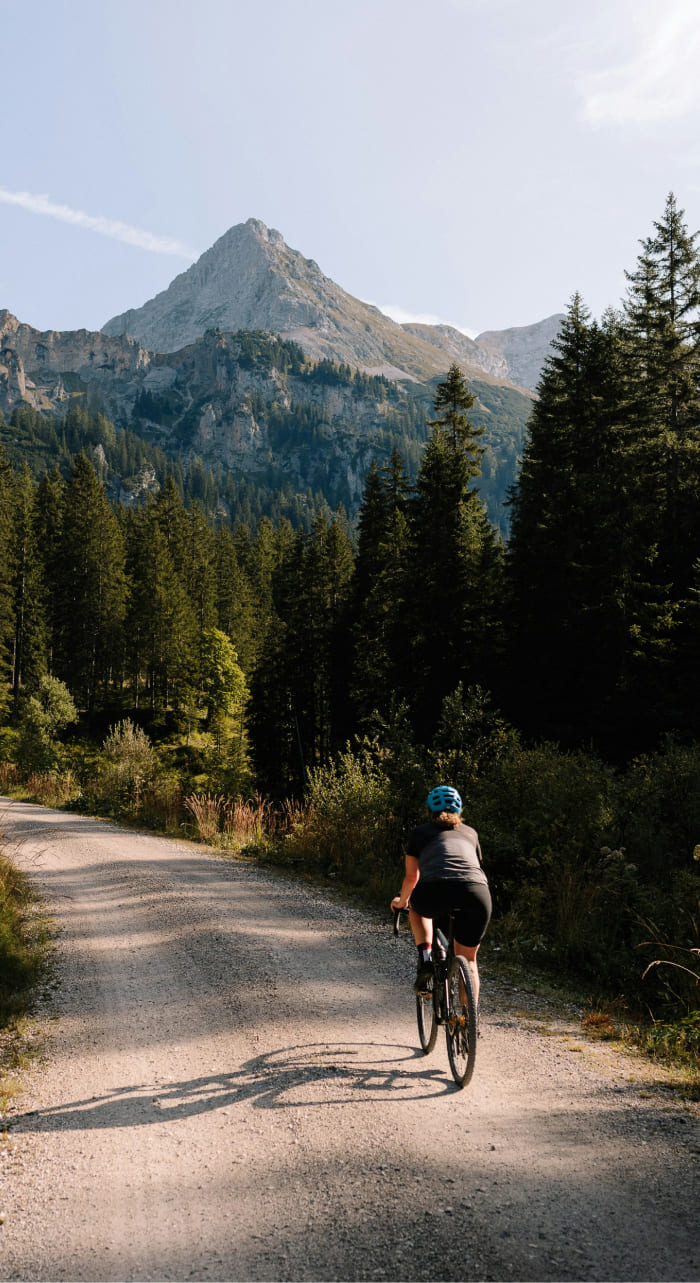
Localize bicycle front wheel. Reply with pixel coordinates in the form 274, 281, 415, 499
416, 976, 438, 1053
445, 957, 478, 1087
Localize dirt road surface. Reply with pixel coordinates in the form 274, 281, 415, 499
0, 798, 698, 1283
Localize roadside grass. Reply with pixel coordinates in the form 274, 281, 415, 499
0, 849, 52, 1112
482, 949, 700, 1094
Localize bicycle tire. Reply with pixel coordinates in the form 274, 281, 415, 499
416, 977, 438, 1053
445, 956, 478, 1087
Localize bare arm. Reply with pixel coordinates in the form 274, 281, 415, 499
391, 854, 420, 910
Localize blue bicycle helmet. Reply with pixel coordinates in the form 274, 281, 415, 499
426, 785, 462, 814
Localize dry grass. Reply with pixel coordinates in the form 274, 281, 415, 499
23, 771, 76, 808
140, 779, 185, 833
183, 792, 302, 850
184, 792, 226, 843
0, 761, 19, 793
582, 1008, 618, 1040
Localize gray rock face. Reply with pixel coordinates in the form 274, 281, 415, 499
102, 219, 446, 381
0, 316, 431, 507
102, 219, 559, 389
475, 314, 563, 392
0, 309, 152, 415
400, 322, 484, 368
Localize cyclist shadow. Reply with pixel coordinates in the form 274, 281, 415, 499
11, 1042, 457, 1133
238, 1041, 457, 1107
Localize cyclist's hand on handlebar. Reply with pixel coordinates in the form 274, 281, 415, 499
391, 895, 409, 911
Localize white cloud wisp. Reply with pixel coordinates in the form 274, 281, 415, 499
0, 186, 200, 258
371, 301, 478, 339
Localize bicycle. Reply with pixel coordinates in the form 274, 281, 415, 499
393, 907, 478, 1088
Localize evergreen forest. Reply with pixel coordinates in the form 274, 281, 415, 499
0, 332, 531, 537
1, 194, 700, 1055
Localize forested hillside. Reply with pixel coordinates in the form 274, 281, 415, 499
1, 195, 699, 1047
0, 359, 507, 780
0, 324, 532, 533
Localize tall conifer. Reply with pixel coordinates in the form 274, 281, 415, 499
55, 453, 127, 709
0, 446, 16, 713
350, 450, 410, 725
124, 502, 196, 711
10, 464, 47, 715
621, 194, 700, 735
34, 468, 65, 675
404, 366, 503, 739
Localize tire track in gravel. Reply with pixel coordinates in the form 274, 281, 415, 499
1, 797, 699, 1282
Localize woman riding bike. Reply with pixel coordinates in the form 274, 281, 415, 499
391, 785, 492, 1007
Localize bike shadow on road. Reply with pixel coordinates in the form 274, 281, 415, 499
9, 1041, 459, 1132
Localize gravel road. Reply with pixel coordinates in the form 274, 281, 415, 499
0, 797, 698, 1283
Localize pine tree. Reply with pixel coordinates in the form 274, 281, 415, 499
213, 525, 258, 676
621, 194, 700, 737
622, 195, 700, 596
248, 527, 303, 793
507, 298, 660, 746
54, 453, 127, 710
249, 515, 354, 793
0, 446, 16, 714
302, 511, 354, 764
152, 476, 190, 574
508, 296, 602, 739
124, 502, 196, 712
349, 450, 411, 725
506, 250, 700, 752
182, 501, 217, 695
428, 362, 484, 463
623, 192, 700, 436
34, 468, 65, 676
199, 626, 248, 759
10, 464, 47, 716
404, 367, 503, 739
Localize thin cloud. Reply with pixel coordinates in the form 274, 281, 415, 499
579, 1, 700, 125
0, 186, 200, 258
371, 301, 478, 339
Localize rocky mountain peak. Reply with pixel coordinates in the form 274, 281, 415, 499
101, 220, 559, 388
101, 218, 340, 358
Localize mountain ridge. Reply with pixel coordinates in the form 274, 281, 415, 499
102, 218, 561, 392
0, 219, 557, 529
0, 309, 532, 529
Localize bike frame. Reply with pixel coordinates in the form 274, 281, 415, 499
393, 906, 477, 1088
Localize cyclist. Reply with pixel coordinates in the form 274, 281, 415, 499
391, 785, 492, 1006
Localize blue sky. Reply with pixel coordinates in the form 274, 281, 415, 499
2, 0, 700, 338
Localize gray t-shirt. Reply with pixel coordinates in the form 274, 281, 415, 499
406, 821, 488, 887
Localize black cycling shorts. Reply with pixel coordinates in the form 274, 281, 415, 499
410, 880, 492, 948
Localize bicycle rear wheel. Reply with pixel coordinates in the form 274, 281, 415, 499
416, 976, 438, 1053
445, 957, 478, 1087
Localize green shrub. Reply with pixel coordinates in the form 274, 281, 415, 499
283, 743, 404, 897
95, 719, 158, 815
16, 675, 77, 774
430, 683, 519, 795
615, 738, 700, 882
461, 743, 650, 985
469, 741, 615, 901
0, 854, 48, 1021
